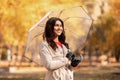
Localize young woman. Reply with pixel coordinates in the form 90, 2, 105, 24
40, 17, 73, 80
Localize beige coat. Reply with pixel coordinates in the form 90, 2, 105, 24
40, 41, 73, 80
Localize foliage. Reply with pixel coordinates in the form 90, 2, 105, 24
0, 0, 83, 46
0, 0, 119, 61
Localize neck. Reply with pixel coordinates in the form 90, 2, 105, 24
54, 37, 59, 42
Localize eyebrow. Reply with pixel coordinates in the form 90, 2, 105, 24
55, 24, 62, 26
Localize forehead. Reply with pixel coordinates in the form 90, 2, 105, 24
55, 20, 62, 24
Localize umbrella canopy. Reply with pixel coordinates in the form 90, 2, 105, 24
24, 6, 93, 65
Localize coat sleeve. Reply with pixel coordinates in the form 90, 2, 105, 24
39, 42, 69, 71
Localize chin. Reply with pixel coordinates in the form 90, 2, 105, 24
54, 32, 62, 36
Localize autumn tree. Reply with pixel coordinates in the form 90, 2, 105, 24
0, 0, 84, 59
109, 0, 120, 62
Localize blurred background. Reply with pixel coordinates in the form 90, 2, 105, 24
0, 0, 120, 80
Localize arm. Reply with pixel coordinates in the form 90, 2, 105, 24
40, 42, 69, 71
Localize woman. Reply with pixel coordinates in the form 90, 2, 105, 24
40, 17, 73, 80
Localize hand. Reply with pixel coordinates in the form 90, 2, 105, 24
66, 51, 75, 60
71, 54, 83, 67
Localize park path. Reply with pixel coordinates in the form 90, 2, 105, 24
0, 61, 120, 79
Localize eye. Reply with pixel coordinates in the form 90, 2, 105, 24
55, 24, 62, 27
55, 24, 59, 26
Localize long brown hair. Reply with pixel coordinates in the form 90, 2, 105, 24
43, 17, 69, 50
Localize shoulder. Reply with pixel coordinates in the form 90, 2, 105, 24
40, 40, 52, 50
40, 40, 48, 46
40, 41, 55, 54
39, 41, 49, 53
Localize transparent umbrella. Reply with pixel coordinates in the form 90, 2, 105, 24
23, 6, 93, 65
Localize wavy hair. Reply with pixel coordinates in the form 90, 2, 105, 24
43, 17, 69, 50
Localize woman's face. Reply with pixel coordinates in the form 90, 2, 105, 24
54, 20, 63, 36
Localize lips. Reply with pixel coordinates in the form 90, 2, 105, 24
57, 30, 62, 32
57, 30, 62, 33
